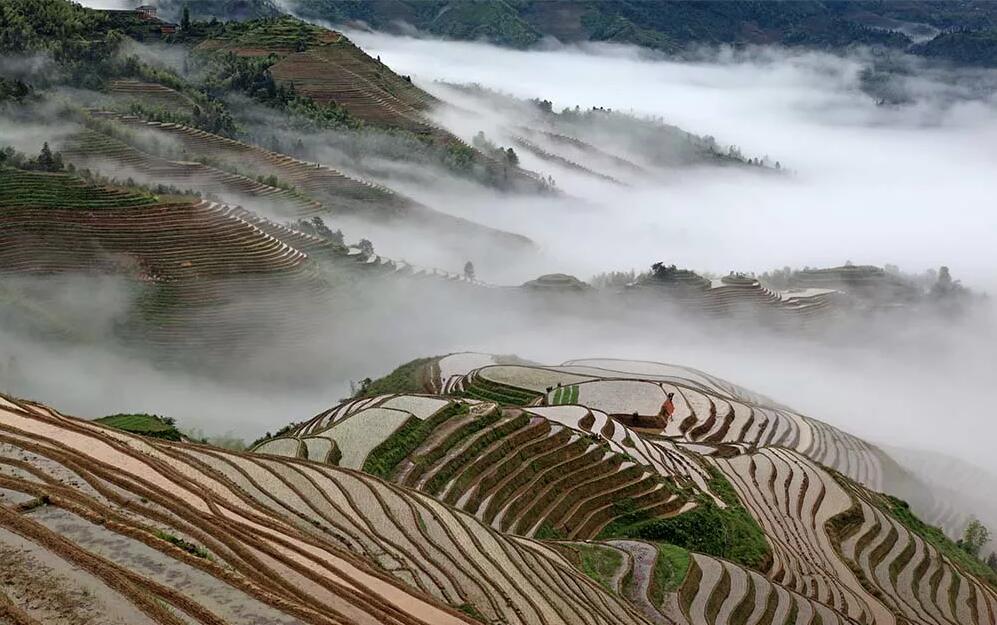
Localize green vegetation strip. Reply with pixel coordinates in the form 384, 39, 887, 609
95, 414, 182, 441
597, 467, 771, 570
406, 409, 503, 487
552, 385, 580, 405
461, 377, 540, 405
355, 357, 434, 398
362, 402, 466, 479
649, 543, 691, 605
154, 530, 212, 559
0, 168, 157, 208
575, 543, 625, 593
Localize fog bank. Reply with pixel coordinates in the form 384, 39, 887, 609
344, 30, 997, 292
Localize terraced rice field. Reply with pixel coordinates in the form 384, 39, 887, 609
0, 393, 651, 625
84, 112, 532, 246
616, 270, 843, 325
713, 448, 893, 624
253, 394, 692, 540
451, 359, 884, 491
87, 111, 407, 214
0, 167, 331, 349
270, 45, 435, 133
518, 127, 650, 178
62, 128, 326, 217
550, 384, 579, 405
108, 79, 197, 112
511, 135, 625, 185
5, 349, 996, 625
832, 478, 997, 625
677, 552, 864, 625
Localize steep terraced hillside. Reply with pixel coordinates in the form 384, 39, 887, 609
437, 357, 885, 490
5, 351, 995, 625
249, 353, 997, 625
192, 17, 545, 189
62, 128, 325, 217
84, 111, 532, 248
195, 17, 434, 134
0, 167, 327, 349
108, 79, 198, 113
254, 395, 695, 540
831, 476, 997, 625
0, 394, 651, 625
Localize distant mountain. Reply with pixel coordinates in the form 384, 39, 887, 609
139, 0, 997, 66
913, 29, 997, 67
285, 1, 994, 51
282, 0, 997, 70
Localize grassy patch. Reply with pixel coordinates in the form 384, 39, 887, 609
95, 413, 182, 441
362, 402, 467, 479
649, 543, 691, 605
575, 543, 625, 592
535, 522, 567, 540
355, 356, 435, 398
597, 467, 770, 570
154, 530, 212, 559
456, 602, 485, 620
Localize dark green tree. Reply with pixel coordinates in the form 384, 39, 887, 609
181, 5, 191, 30
36, 142, 58, 171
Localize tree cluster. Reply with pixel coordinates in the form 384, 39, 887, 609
202, 52, 359, 131
0, 143, 64, 172
290, 216, 345, 246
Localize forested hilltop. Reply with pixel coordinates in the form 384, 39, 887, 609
132, 0, 997, 68
281, 0, 997, 61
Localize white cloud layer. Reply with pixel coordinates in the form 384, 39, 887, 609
344, 30, 997, 292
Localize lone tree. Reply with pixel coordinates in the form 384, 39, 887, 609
958, 519, 990, 558
505, 147, 519, 166
37, 142, 55, 170
357, 238, 374, 256
464, 261, 475, 281
181, 4, 191, 30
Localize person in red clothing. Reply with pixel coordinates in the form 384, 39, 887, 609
662, 392, 676, 418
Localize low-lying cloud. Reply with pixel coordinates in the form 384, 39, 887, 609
342, 30, 997, 293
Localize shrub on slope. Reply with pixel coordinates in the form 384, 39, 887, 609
354, 356, 436, 398
598, 466, 771, 569
95, 413, 182, 441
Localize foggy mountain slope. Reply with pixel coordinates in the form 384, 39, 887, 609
190, 15, 548, 192
72, 109, 535, 254
286, 0, 997, 62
